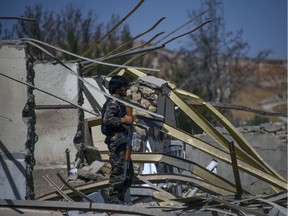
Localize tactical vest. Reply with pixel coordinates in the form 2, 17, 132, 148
101, 98, 126, 136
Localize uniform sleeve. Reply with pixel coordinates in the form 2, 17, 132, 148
102, 99, 122, 127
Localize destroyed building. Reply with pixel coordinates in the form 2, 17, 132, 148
0, 39, 287, 216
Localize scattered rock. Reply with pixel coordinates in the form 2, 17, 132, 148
260, 122, 283, 133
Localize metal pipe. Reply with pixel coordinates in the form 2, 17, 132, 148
56, 172, 94, 203
229, 141, 243, 199
0, 16, 36, 21
43, 175, 73, 202
81, 45, 163, 65
65, 148, 71, 176
36, 105, 76, 109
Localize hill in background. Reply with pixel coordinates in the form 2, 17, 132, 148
231, 60, 287, 124
147, 46, 287, 125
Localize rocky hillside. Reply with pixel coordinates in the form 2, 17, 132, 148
144, 46, 287, 124
231, 60, 287, 123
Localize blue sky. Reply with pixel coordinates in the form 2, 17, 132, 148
0, 0, 287, 59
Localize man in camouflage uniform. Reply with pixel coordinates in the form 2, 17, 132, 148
101, 75, 134, 205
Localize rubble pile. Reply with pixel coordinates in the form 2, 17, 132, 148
31, 78, 287, 215
1, 22, 287, 215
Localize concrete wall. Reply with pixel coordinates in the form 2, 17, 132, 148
82, 78, 108, 151
0, 42, 82, 198
0, 42, 28, 153
186, 122, 287, 194
0, 41, 27, 199
0, 153, 26, 199
34, 62, 79, 167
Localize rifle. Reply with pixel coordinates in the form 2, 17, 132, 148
124, 106, 133, 178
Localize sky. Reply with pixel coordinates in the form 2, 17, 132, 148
0, 0, 287, 59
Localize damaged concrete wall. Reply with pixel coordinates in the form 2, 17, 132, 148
0, 42, 28, 153
33, 62, 82, 197
0, 42, 90, 198
0, 41, 27, 199
33, 62, 79, 167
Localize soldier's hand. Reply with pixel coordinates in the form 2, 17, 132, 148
121, 115, 133, 125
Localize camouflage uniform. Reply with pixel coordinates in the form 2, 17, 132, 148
101, 96, 134, 204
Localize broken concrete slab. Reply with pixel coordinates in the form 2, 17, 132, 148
77, 161, 106, 181
83, 146, 102, 165
138, 75, 167, 88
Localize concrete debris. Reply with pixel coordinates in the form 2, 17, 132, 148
28, 142, 286, 215
77, 161, 106, 181
138, 75, 167, 88
67, 160, 110, 183
83, 145, 102, 165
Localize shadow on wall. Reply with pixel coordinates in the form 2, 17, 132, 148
0, 140, 26, 199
